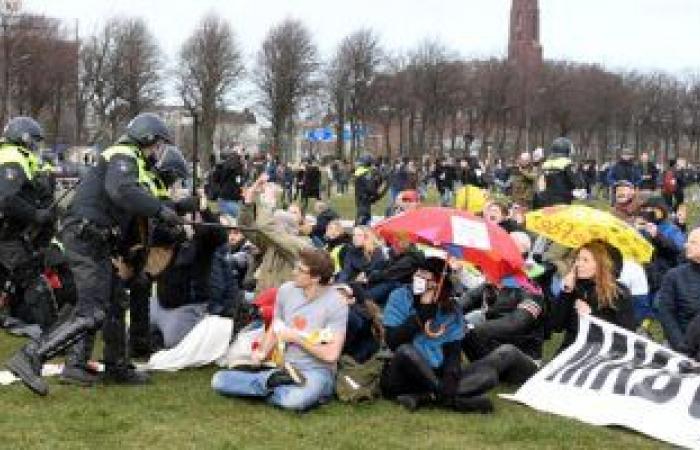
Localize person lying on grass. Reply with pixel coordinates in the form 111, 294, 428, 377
211, 248, 348, 411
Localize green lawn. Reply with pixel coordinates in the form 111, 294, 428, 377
0, 187, 675, 449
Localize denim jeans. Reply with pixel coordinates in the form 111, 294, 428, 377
211, 366, 335, 411
218, 200, 240, 217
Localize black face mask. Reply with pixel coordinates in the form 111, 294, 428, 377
146, 153, 158, 167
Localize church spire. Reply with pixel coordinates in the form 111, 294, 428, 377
508, 0, 543, 70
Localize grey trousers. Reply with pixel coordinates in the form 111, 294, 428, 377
148, 298, 206, 349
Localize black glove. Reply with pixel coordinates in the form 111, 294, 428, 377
157, 205, 184, 226
175, 195, 199, 214
34, 208, 53, 225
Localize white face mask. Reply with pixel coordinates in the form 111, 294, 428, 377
412, 276, 427, 295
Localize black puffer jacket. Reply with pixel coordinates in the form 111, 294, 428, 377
462, 283, 546, 360
367, 246, 425, 286
655, 262, 700, 353
157, 211, 227, 309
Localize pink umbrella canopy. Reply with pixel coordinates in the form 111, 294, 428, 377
374, 207, 525, 283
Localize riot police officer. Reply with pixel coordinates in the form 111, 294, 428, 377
0, 117, 58, 327
536, 137, 581, 207
6, 113, 184, 396
128, 144, 194, 358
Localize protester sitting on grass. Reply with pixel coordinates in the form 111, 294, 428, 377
324, 219, 351, 275
209, 215, 257, 317
655, 228, 700, 356
381, 258, 493, 413
336, 226, 387, 284
150, 210, 228, 351
459, 231, 545, 392
363, 234, 425, 305
336, 283, 382, 363
238, 174, 312, 293
211, 248, 348, 411
307, 201, 339, 247
633, 197, 685, 336
550, 241, 635, 353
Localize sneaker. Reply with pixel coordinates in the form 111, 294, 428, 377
60, 365, 99, 387
267, 364, 306, 389
283, 362, 305, 385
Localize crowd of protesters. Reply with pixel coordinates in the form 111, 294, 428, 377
2, 123, 700, 416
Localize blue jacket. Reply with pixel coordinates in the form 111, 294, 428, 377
643, 221, 686, 292
383, 286, 465, 368
607, 160, 642, 187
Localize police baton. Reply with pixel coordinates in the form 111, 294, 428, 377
182, 220, 255, 232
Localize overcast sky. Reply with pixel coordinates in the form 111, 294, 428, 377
19, 0, 700, 110
21, 0, 700, 71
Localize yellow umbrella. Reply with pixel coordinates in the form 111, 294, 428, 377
455, 185, 488, 214
525, 205, 653, 263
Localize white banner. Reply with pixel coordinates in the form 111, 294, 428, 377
451, 216, 491, 251
503, 316, 700, 449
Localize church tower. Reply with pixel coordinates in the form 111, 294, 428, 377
508, 0, 543, 72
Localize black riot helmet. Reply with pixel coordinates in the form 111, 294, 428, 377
550, 137, 574, 157
125, 113, 172, 147
3, 116, 44, 151
155, 145, 189, 186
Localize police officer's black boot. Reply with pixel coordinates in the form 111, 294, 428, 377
127, 275, 152, 359
60, 333, 98, 386
6, 316, 93, 396
101, 300, 149, 385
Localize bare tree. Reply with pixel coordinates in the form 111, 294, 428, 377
325, 47, 351, 158
176, 14, 244, 165
2, 14, 77, 145
338, 29, 382, 157
80, 17, 163, 145
254, 18, 318, 161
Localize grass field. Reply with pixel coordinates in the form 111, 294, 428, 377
0, 187, 676, 450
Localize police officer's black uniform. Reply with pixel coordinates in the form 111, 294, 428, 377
0, 117, 57, 328
6, 113, 183, 396
536, 137, 581, 207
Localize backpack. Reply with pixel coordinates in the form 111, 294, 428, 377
662, 169, 677, 195
335, 354, 385, 403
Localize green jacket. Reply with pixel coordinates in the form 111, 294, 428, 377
238, 202, 311, 292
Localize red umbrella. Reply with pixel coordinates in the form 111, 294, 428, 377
373, 207, 524, 283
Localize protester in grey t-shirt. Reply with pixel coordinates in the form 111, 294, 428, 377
212, 249, 348, 411
274, 280, 348, 372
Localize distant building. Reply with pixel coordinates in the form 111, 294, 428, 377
153, 105, 262, 163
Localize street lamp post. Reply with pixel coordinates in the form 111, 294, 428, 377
0, 0, 20, 126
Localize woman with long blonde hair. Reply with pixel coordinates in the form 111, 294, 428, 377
552, 241, 635, 352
